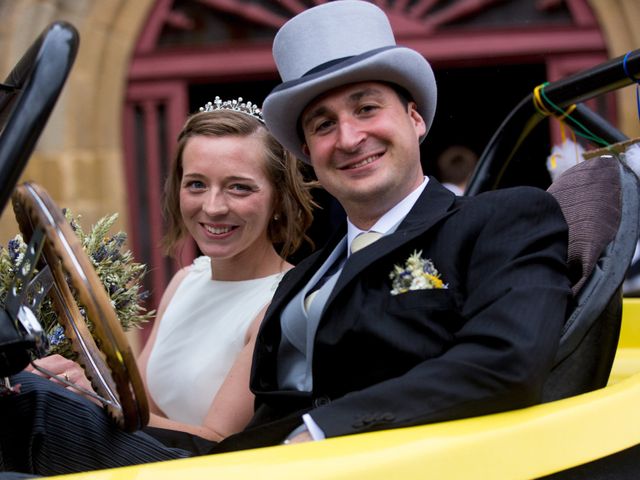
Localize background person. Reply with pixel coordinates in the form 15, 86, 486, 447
436, 145, 478, 195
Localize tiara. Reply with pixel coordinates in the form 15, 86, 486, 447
199, 96, 264, 123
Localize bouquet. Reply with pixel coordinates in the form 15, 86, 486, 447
0, 210, 154, 358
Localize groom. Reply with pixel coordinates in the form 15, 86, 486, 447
221, 0, 572, 447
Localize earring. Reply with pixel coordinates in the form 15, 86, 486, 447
273, 213, 280, 221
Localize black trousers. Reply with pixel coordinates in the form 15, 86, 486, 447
0, 372, 307, 476
0, 372, 193, 476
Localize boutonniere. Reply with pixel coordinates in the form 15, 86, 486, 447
389, 250, 448, 295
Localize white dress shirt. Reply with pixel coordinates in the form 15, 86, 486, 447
347, 177, 429, 251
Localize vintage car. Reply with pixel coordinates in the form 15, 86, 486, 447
0, 22, 639, 479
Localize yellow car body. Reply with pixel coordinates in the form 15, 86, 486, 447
51, 299, 640, 480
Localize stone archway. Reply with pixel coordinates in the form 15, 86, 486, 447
0, 0, 155, 240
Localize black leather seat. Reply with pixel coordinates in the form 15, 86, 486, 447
542, 152, 640, 401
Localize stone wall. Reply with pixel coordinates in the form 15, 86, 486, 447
0, 0, 154, 242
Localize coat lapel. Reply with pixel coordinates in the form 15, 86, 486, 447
326, 179, 458, 309
253, 225, 347, 393
266, 223, 347, 319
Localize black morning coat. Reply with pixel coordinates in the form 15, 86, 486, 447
216, 178, 572, 452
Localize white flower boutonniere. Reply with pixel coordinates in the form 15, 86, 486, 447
389, 250, 448, 295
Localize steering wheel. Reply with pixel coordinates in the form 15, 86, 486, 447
11, 182, 149, 432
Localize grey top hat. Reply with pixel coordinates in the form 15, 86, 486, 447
262, 0, 437, 163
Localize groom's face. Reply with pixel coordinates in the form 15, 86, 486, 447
300, 81, 426, 227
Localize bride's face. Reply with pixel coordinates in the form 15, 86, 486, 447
179, 133, 275, 264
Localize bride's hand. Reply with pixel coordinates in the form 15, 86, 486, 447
27, 354, 100, 405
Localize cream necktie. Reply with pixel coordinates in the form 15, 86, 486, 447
304, 232, 382, 312
350, 231, 383, 254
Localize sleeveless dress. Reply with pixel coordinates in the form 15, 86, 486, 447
146, 256, 283, 426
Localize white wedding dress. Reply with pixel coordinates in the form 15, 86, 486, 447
146, 256, 283, 425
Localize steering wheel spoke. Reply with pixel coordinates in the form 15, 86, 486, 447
11, 182, 148, 431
